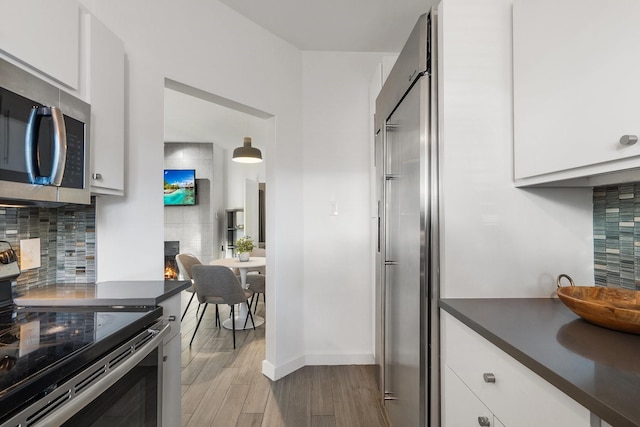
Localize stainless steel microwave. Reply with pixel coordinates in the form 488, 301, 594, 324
0, 58, 90, 206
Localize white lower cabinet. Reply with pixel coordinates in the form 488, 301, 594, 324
444, 365, 504, 427
162, 333, 181, 427
160, 294, 181, 427
442, 311, 591, 426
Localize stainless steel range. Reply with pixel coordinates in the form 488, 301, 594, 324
0, 241, 168, 426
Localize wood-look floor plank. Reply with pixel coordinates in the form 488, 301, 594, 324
211, 383, 250, 427
331, 366, 366, 427
181, 351, 234, 414
311, 415, 337, 427
260, 379, 288, 427
283, 368, 312, 427
179, 292, 389, 427
232, 336, 263, 385
185, 367, 239, 426
310, 365, 334, 416
236, 413, 263, 427
181, 412, 192, 427
241, 375, 271, 414
181, 350, 219, 385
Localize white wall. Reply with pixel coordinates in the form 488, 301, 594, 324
81, 0, 304, 378
438, 0, 594, 298
302, 51, 390, 364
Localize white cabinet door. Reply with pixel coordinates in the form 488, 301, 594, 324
443, 312, 591, 426
160, 293, 182, 426
0, 0, 80, 89
513, 0, 640, 186
86, 13, 125, 196
443, 365, 494, 427
162, 332, 181, 427
159, 293, 181, 343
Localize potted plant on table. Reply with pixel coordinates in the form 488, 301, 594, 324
235, 236, 254, 262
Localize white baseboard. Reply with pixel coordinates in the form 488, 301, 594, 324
305, 353, 375, 366
261, 355, 305, 381
261, 353, 375, 380
261, 359, 276, 380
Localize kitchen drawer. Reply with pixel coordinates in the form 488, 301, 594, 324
443, 365, 504, 427
159, 293, 181, 343
442, 312, 590, 426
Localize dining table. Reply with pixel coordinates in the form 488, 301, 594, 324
209, 256, 266, 330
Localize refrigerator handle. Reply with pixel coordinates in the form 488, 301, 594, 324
377, 201, 381, 253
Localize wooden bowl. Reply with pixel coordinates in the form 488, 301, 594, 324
557, 286, 640, 335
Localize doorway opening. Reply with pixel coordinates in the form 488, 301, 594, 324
162, 79, 272, 268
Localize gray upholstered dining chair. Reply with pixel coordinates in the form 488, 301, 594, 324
246, 274, 265, 314
246, 247, 266, 313
176, 253, 221, 325
190, 265, 256, 348
175, 253, 199, 320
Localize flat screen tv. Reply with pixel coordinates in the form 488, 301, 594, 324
164, 169, 196, 206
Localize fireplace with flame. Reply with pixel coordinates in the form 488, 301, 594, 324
164, 241, 180, 279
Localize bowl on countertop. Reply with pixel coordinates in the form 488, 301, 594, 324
557, 274, 640, 335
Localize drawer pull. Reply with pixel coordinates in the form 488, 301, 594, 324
384, 391, 398, 401
483, 373, 496, 383
478, 416, 491, 426
620, 135, 638, 146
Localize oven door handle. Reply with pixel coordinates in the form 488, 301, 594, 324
34, 322, 169, 427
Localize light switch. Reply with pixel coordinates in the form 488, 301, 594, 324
20, 238, 41, 270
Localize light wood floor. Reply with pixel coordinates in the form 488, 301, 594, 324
179, 292, 391, 427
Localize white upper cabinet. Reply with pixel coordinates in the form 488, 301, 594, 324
86, 13, 125, 196
513, 0, 640, 186
0, 0, 80, 89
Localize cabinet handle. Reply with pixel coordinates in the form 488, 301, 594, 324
619, 135, 638, 146
483, 373, 496, 383
92, 173, 102, 180
478, 416, 491, 426
168, 315, 176, 322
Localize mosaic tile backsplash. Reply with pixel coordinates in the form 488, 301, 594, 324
593, 184, 640, 289
0, 186, 634, 292
0, 200, 96, 295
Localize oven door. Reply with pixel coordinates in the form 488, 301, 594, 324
3, 321, 169, 427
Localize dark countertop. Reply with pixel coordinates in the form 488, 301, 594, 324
440, 298, 640, 427
13, 280, 191, 307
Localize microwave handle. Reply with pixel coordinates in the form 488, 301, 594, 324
25, 106, 67, 186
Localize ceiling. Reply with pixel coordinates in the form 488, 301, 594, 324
164, 86, 268, 151
165, 1, 429, 149
218, 0, 429, 52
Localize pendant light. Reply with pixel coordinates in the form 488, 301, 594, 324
232, 137, 262, 163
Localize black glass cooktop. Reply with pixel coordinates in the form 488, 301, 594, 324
0, 303, 161, 422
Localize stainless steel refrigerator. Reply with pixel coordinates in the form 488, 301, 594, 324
374, 11, 439, 427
